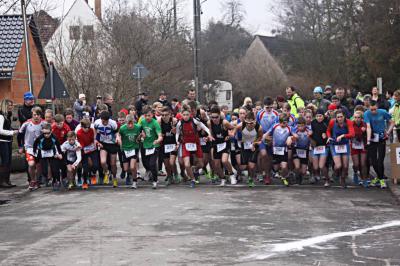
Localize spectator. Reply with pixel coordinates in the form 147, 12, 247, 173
182, 89, 200, 107
335, 87, 352, 110
386, 90, 395, 109
276, 95, 286, 110
311, 86, 331, 112
0, 99, 18, 188
135, 92, 149, 117
156, 90, 172, 109
286, 86, 305, 118
18, 92, 36, 124
324, 85, 333, 100
331, 95, 351, 118
92, 95, 102, 118
103, 93, 114, 117
171, 98, 181, 116
73, 94, 87, 121
242, 97, 253, 112
371, 86, 390, 111
363, 94, 372, 109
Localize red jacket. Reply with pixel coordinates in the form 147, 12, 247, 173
352, 120, 367, 142
51, 122, 71, 143
76, 128, 95, 148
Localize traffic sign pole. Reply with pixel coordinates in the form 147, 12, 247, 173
50, 62, 55, 113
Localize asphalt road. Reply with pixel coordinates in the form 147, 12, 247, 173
1, 176, 400, 266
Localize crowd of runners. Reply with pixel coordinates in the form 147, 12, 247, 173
0, 84, 398, 191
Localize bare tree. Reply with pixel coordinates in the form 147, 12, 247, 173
221, 0, 246, 28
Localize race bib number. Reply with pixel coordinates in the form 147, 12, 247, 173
200, 138, 206, 146
41, 149, 54, 158
164, 144, 176, 153
67, 152, 76, 162
125, 149, 136, 158
26, 148, 37, 157
244, 141, 253, 150
334, 144, 348, 154
273, 147, 285, 155
83, 144, 96, 154
314, 146, 326, 155
371, 133, 379, 143
296, 149, 307, 159
352, 140, 364, 150
100, 134, 112, 143
185, 143, 197, 152
231, 142, 236, 151
217, 142, 227, 153
145, 148, 155, 156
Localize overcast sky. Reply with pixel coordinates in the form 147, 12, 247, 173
47, 0, 279, 36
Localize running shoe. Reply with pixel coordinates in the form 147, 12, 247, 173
296, 174, 303, 185
28, 181, 38, 191
68, 182, 74, 190
125, 175, 132, 186
91, 175, 97, 185
219, 179, 226, 187
113, 178, 118, 188
152, 181, 158, 189
158, 170, 167, 176
165, 176, 172, 186
120, 171, 126, 179
248, 178, 255, 188
62, 178, 68, 188
370, 177, 379, 187
190, 180, 196, 188
137, 171, 143, 181
353, 172, 359, 185
103, 171, 110, 185
380, 179, 387, 189
131, 181, 137, 189
257, 174, 264, 182
230, 174, 237, 185
324, 181, 330, 188
363, 179, 369, 188
282, 178, 289, 187
205, 171, 213, 180
52, 181, 60, 191
82, 183, 89, 190
174, 174, 182, 184
77, 178, 83, 187
263, 176, 271, 185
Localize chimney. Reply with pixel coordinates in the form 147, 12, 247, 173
95, 0, 102, 21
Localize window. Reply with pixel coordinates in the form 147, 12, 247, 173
82, 25, 94, 41
226, 90, 231, 101
69, 26, 80, 40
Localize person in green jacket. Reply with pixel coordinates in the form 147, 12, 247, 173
286, 86, 305, 118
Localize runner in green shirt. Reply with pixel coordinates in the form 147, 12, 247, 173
117, 115, 143, 189
139, 106, 163, 189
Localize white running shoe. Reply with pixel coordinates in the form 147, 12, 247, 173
230, 175, 237, 185
152, 181, 157, 189
131, 182, 137, 189
219, 179, 226, 187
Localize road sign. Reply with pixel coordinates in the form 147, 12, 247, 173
132, 63, 149, 80
38, 64, 69, 99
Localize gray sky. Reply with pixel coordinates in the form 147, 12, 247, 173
48, 0, 278, 36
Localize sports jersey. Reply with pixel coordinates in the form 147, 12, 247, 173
267, 124, 292, 147
257, 109, 279, 133
18, 119, 46, 149
93, 119, 118, 144
139, 118, 161, 149
51, 122, 71, 144
326, 119, 355, 145
364, 109, 392, 139
77, 128, 97, 154
61, 141, 82, 163
119, 124, 141, 151
293, 127, 311, 149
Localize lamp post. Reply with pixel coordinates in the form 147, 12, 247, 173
21, 0, 34, 94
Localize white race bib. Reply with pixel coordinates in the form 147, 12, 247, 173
164, 144, 176, 153
231, 142, 236, 151
185, 143, 197, 152
200, 138, 206, 146
125, 149, 136, 158
371, 133, 379, 143
41, 149, 54, 158
217, 142, 227, 152
352, 140, 364, 150
26, 147, 37, 156
314, 146, 326, 155
273, 146, 285, 155
296, 149, 307, 159
244, 141, 253, 150
100, 134, 112, 143
145, 148, 155, 156
83, 144, 96, 154
67, 152, 76, 162
334, 144, 348, 154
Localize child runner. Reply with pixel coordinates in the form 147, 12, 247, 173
351, 111, 368, 187
291, 117, 312, 185
61, 131, 82, 189
118, 115, 142, 189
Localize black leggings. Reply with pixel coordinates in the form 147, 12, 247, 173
40, 158, 60, 183
367, 141, 386, 179
82, 151, 100, 178
141, 148, 159, 182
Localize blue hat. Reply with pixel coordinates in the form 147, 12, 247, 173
313, 86, 323, 94
23, 92, 34, 101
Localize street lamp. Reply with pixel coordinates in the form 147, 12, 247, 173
21, 0, 34, 94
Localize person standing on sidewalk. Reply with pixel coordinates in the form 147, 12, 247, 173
0, 99, 18, 188
364, 101, 394, 188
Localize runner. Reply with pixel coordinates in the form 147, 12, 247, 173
176, 105, 211, 188
327, 110, 355, 188
61, 131, 82, 190
118, 115, 141, 189
351, 111, 368, 187
292, 117, 312, 185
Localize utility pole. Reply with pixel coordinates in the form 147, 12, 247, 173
21, 0, 33, 94
173, 0, 177, 35
193, 0, 204, 103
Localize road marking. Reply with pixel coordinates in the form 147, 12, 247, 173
242, 220, 400, 261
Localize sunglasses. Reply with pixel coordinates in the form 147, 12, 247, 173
211, 116, 220, 119
43, 132, 51, 135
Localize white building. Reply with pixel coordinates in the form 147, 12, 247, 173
45, 0, 102, 64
